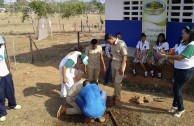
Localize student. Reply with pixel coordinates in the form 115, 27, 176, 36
132, 33, 150, 77
105, 34, 128, 105
85, 39, 106, 82
160, 26, 194, 117
116, 32, 122, 40
59, 48, 88, 98
0, 36, 21, 122
57, 79, 85, 117
148, 33, 169, 79
75, 80, 107, 123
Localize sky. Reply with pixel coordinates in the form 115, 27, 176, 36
4, 0, 105, 3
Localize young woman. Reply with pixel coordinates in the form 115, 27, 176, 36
132, 33, 150, 77
160, 26, 194, 117
0, 36, 21, 122
148, 33, 169, 79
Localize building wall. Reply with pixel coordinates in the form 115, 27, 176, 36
106, 20, 194, 48
105, 0, 194, 48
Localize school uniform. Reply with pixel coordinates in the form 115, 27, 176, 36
172, 41, 194, 111
0, 45, 17, 117
152, 42, 169, 65
85, 45, 103, 82
59, 51, 82, 98
111, 39, 128, 99
134, 40, 150, 63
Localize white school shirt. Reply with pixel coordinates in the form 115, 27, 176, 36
153, 42, 169, 52
0, 45, 10, 77
59, 51, 81, 69
136, 40, 150, 51
174, 41, 194, 69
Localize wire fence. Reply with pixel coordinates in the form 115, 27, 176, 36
4, 31, 105, 70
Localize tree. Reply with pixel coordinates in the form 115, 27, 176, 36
0, 0, 4, 7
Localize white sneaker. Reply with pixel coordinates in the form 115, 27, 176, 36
0, 116, 6, 122
168, 107, 178, 113
14, 105, 22, 110
174, 110, 185, 118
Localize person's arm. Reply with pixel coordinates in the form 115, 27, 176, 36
62, 66, 67, 83
119, 42, 128, 75
100, 53, 106, 72
105, 44, 111, 58
160, 44, 194, 61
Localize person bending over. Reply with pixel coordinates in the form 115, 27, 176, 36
75, 80, 107, 123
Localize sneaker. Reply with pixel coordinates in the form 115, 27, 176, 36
84, 118, 94, 123
57, 105, 67, 118
0, 116, 6, 122
150, 71, 154, 78
132, 69, 136, 76
14, 105, 22, 110
144, 71, 148, 77
7, 104, 22, 110
168, 107, 178, 113
97, 116, 106, 123
174, 110, 185, 118
158, 73, 162, 79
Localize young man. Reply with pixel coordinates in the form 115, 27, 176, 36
75, 80, 106, 123
59, 50, 88, 98
57, 79, 85, 117
104, 32, 123, 85
0, 36, 21, 122
105, 34, 128, 105
85, 39, 106, 82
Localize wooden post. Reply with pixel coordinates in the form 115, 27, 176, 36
29, 35, 34, 64
77, 32, 80, 48
4, 37, 11, 71
81, 20, 83, 32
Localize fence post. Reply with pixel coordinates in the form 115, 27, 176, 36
77, 32, 80, 48
29, 35, 34, 64
81, 20, 83, 32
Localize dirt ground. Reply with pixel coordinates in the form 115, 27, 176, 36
1, 13, 194, 126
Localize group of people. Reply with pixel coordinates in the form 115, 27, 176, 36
57, 32, 127, 123
0, 25, 194, 123
57, 25, 194, 123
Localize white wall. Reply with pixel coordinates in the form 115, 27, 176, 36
105, 0, 124, 20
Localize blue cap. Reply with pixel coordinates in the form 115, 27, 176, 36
0, 36, 5, 44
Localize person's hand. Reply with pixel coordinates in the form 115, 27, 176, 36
103, 66, 106, 71
84, 68, 88, 74
63, 78, 67, 84
118, 67, 124, 75
159, 52, 166, 58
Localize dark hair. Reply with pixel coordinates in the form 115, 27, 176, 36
182, 26, 192, 34
74, 46, 84, 52
91, 39, 98, 45
0, 44, 2, 48
90, 80, 98, 85
83, 80, 90, 87
141, 33, 146, 38
116, 32, 122, 36
105, 34, 114, 41
156, 33, 166, 46
189, 28, 194, 43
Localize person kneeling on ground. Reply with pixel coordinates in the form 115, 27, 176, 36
75, 80, 107, 123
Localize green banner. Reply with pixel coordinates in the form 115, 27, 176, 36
142, 0, 167, 46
